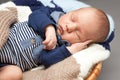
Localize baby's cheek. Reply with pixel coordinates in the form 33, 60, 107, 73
62, 35, 72, 42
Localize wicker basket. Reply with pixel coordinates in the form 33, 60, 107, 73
85, 62, 102, 80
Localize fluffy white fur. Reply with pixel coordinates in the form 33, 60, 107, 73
0, 1, 32, 22
73, 44, 110, 79
0, 1, 16, 8
15, 6, 32, 22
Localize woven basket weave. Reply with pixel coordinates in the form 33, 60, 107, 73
86, 62, 102, 80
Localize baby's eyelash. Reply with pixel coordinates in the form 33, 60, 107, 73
71, 15, 75, 22
71, 13, 78, 22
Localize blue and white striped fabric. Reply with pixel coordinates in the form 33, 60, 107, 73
0, 21, 44, 71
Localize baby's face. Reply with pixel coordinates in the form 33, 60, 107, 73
57, 8, 98, 44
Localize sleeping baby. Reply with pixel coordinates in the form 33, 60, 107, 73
0, 0, 114, 80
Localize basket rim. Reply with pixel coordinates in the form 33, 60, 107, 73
85, 62, 102, 80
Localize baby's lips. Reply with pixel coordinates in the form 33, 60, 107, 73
58, 25, 64, 35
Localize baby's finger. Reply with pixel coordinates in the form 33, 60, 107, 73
42, 38, 51, 49
46, 41, 56, 50
42, 38, 51, 45
83, 40, 93, 46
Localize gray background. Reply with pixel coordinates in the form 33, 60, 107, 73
0, 0, 119, 80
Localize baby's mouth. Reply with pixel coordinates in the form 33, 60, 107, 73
58, 25, 64, 35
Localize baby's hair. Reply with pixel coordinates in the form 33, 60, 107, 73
93, 8, 110, 42
78, 7, 110, 42
76, 7, 110, 43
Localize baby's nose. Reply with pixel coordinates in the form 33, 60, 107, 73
67, 24, 76, 33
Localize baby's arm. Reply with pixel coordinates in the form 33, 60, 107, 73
28, 7, 59, 50
0, 65, 23, 80
67, 40, 92, 54
40, 40, 92, 68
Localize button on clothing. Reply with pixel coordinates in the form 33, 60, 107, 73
31, 38, 36, 44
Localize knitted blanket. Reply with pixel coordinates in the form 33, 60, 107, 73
0, 1, 111, 80
0, 6, 17, 49
0, 1, 32, 49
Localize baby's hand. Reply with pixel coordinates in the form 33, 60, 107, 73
67, 40, 92, 54
43, 25, 57, 50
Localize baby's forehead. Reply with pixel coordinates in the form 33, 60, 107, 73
75, 7, 104, 17
72, 8, 98, 19
75, 7, 96, 13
